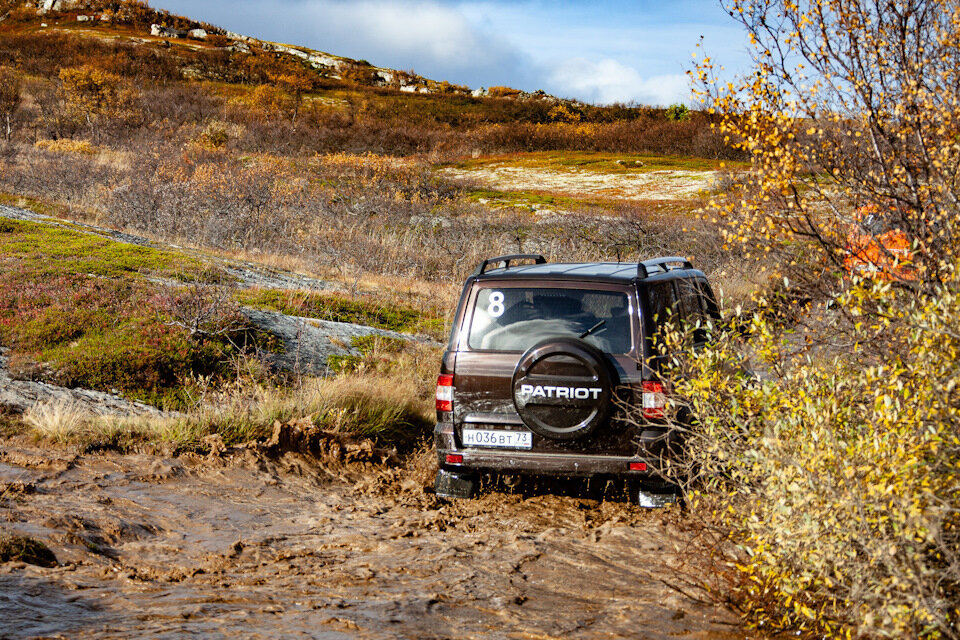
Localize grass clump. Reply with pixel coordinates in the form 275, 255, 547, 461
64, 372, 435, 454
176, 337, 439, 451
327, 334, 407, 374
23, 399, 91, 444
0, 532, 58, 567
21, 335, 441, 455
310, 375, 432, 449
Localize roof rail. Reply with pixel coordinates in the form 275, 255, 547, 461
637, 256, 693, 279
474, 254, 546, 276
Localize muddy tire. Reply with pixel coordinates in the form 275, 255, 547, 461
511, 336, 617, 441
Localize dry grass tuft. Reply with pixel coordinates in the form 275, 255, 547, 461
23, 399, 92, 443
34, 138, 98, 155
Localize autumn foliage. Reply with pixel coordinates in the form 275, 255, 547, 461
58, 64, 140, 138
678, 0, 960, 637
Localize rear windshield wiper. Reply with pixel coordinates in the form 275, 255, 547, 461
579, 320, 606, 339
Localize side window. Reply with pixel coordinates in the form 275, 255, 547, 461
648, 278, 714, 351
677, 278, 706, 327
677, 278, 715, 343
647, 282, 678, 353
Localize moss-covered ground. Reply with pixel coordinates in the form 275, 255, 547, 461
0, 218, 263, 408
236, 288, 445, 339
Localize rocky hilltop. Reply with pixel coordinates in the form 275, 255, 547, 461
4, 0, 564, 101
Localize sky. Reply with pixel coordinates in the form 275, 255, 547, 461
155, 0, 752, 106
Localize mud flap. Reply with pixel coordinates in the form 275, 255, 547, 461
434, 468, 478, 499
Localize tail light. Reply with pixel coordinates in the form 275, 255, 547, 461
642, 381, 666, 419
436, 374, 454, 412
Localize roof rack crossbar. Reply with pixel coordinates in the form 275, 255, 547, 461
474, 254, 547, 276
636, 256, 693, 279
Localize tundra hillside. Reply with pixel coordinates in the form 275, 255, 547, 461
0, 0, 744, 433
4, 1, 954, 639
0, 0, 737, 287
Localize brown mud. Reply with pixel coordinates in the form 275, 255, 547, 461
0, 443, 748, 639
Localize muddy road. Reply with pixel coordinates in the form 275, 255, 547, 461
0, 445, 745, 639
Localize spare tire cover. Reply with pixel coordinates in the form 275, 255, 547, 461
512, 336, 617, 441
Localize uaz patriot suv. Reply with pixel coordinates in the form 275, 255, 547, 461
434, 254, 718, 505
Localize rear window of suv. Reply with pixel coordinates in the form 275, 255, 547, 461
467, 287, 632, 353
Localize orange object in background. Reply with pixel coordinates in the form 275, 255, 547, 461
843, 204, 916, 280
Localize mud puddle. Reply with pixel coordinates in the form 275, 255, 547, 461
0, 445, 745, 639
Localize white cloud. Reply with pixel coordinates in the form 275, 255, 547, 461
318, 2, 488, 61
156, 0, 737, 104
157, 0, 527, 85
546, 58, 692, 106
308, 1, 530, 86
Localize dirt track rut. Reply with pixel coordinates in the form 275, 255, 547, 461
0, 446, 746, 639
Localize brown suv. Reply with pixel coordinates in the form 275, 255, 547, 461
434, 254, 718, 505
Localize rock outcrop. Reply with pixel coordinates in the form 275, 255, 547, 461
0, 349, 165, 416
240, 308, 429, 376
150, 24, 186, 38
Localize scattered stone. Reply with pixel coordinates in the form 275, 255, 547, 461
151, 24, 186, 38
37, 0, 72, 14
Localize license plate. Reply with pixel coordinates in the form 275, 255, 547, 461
462, 428, 532, 449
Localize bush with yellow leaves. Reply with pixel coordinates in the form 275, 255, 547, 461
58, 65, 141, 142
664, 272, 959, 638
683, 1, 960, 632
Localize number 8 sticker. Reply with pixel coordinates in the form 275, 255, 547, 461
488, 291, 505, 318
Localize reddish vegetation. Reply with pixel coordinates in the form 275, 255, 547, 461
843, 204, 915, 281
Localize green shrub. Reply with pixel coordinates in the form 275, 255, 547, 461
0, 220, 262, 408
665, 103, 689, 122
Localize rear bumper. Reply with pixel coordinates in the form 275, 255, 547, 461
434, 421, 656, 477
